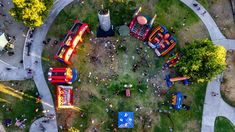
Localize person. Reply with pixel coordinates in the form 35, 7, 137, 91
193, 3, 198, 7
211, 92, 218, 96
202, 11, 207, 16
197, 7, 201, 11
6, 68, 11, 70
36, 96, 41, 103
182, 104, 190, 110
0, 2, 4, 7
42, 120, 49, 123
43, 40, 47, 45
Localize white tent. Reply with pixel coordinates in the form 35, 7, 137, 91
0, 33, 8, 51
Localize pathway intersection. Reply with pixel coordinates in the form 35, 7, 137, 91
181, 0, 235, 131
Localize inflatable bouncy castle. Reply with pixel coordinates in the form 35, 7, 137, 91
48, 67, 77, 84
56, 85, 73, 109
55, 20, 90, 65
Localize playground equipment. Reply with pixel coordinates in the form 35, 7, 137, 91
56, 85, 73, 109
55, 20, 90, 64
129, 7, 156, 41
48, 67, 77, 84
148, 25, 177, 56
166, 74, 190, 87
118, 112, 134, 128
171, 92, 183, 110
164, 52, 183, 69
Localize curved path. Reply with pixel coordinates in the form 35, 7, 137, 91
180, 0, 235, 132
181, 0, 235, 50
28, 0, 74, 132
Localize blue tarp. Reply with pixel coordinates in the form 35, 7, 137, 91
118, 112, 134, 128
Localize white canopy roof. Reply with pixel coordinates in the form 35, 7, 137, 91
0, 33, 8, 51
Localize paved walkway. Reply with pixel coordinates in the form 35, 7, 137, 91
27, 0, 74, 132
181, 0, 235, 50
30, 117, 57, 132
0, 0, 30, 81
0, 0, 73, 131
181, 0, 235, 132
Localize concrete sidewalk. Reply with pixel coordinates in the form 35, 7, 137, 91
213, 39, 235, 50
202, 76, 235, 132
181, 0, 225, 41
181, 0, 235, 50
180, 0, 235, 132
28, 0, 74, 132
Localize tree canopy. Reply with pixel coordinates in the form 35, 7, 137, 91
10, 0, 53, 27
177, 39, 226, 83
104, 0, 136, 26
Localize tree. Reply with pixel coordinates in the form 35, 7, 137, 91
104, 0, 136, 26
10, 0, 53, 27
177, 39, 226, 83
68, 127, 80, 132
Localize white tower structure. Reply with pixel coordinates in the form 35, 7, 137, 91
98, 9, 111, 32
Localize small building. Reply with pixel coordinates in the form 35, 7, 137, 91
125, 89, 131, 97
0, 33, 9, 51
118, 112, 134, 128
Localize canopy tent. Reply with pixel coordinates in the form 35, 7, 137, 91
118, 112, 134, 128
0, 33, 8, 51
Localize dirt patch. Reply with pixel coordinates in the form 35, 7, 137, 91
184, 120, 200, 132
221, 51, 235, 105
57, 109, 76, 130
178, 21, 209, 48
207, 0, 235, 39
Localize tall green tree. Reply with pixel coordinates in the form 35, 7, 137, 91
177, 39, 226, 83
10, 0, 53, 27
104, 0, 136, 26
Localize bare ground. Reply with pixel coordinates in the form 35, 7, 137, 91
178, 21, 209, 48
207, 0, 235, 39
221, 51, 235, 104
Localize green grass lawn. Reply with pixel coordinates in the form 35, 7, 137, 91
215, 116, 235, 132
197, 0, 210, 9
0, 80, 43, 131
155, 82, 207, 131
155, 0, 198, 28
42, 0, 208, 131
